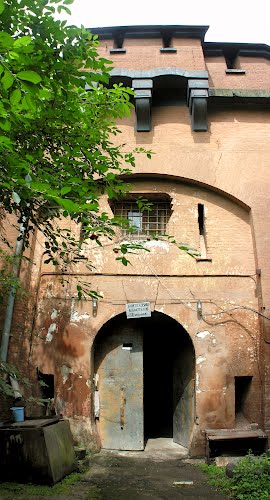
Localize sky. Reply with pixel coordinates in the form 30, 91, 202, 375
59, 0, 270, 45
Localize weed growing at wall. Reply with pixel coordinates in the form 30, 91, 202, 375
200, 452, 270, 499
231, 452, 270, 499
199, 463, 231, 496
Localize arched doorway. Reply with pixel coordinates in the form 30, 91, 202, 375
94, 312, 195, 451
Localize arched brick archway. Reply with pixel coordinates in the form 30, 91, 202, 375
93, 311, 195, 451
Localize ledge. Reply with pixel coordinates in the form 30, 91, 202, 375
109, 48, 126, 54
209, 88, 270, 97
110, 67, 209, 80
196, 257, 212, 262
225, 69, 246, 74
160, 48, 177, 53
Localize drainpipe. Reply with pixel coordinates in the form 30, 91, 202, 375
0, 219, 26, 374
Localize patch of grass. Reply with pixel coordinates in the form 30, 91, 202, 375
0, 471, 82, 498
199, 452, 270, 500
84, 485, 103, 500
198, 463, 232, 496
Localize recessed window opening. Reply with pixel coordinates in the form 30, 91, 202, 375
162, 34, 172, 48
160, 33, 177, 53
110, 35, 126, 54
113, 32, 124, 49
224, 49, 240, 70
225, 55, 236, 69
198, 203, 207, 258
37, 368, 54, 399
235, 376, 253, 416
112, 194, 172, 238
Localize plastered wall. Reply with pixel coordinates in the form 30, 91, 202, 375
3, 32, 270, 455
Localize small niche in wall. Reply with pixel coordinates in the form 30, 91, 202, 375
37, 368, 54, 399
196, 203, 212, 262
224, 49, 246, 74
160, 31, 177, 53
110, 32, 126, 54
235, 376, 253, 417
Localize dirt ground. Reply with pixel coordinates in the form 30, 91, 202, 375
65, 439, 228, 500
0, 440, 229, 500
78, 449, 228, 500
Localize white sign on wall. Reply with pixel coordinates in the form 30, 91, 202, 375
126, 302, 151, 319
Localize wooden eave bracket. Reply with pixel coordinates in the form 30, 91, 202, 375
132, 79, 153, 132
187, 79, 209, 131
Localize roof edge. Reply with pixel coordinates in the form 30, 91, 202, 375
203, 41, 270, 58
89, 25, 209, 42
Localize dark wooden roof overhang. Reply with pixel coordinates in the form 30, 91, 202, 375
90, 25, 209, 47
203, 41, 270, 61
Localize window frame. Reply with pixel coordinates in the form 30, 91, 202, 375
111, 194, 172, 239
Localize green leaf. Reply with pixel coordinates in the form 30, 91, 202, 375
0, 0, 5, 15
10, 88, 22, 105
63, 0, 74, 4
45, 5, 55, 13
0, 135, 13, 149
55, 198, 79, 212
2, 71, 14, 90
29, 182, 50, 192
8, 51, 20, 60
61, 186, 72, 195
38, 88, 51, 100
0, 119, 11, 131
13, 36, 32, 48
0, 32, 13, 49
25, 94, 36, 112
57, 4, 71, 14
17, 71, 42, 84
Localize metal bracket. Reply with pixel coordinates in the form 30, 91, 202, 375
132, 79, 153, 132
187, 79, 209, 132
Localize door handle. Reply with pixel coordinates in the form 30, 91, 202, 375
120, 387, 126, 429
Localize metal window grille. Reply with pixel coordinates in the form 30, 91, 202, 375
113, 200, 172, 237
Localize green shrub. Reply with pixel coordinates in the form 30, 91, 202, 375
231, 452, 270, 500
199, 451, 270, 499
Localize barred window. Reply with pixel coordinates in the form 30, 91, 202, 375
112, 194, 172, 237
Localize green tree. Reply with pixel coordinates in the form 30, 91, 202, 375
0, 0, 154, 400
0, 0, 153, 266
0, 0, 197, 277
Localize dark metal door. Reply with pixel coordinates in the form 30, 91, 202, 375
97, 323, 144, 450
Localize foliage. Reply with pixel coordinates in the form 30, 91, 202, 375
0, 0, 152, 271
0, 0, 199, 297
0, 359, 31, 397
0, 358, 49, 403
199, 452, 270, 499
0, 248, 24, 303
198, 463, 231, 496
231, 452, 270, 499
